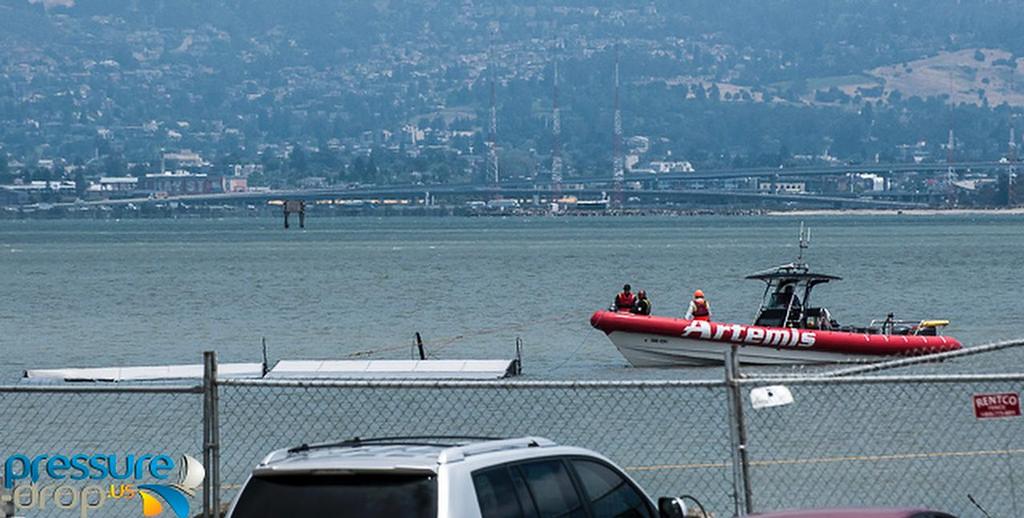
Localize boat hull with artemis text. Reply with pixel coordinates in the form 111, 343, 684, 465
590, 311, 962, 367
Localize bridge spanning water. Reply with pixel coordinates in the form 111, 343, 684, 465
50, 160, 1016, 210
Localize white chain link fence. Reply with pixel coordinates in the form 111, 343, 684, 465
216, 379, 739, 514
737, 374, 1024, 517
0, 385, 203, 518
2, 356, 1024, 517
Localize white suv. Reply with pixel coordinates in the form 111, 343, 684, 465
224, 436, 692, 518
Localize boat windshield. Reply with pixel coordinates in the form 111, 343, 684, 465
747, 264, 841, 329
767, 281, 802, 309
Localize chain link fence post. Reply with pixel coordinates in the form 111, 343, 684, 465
725, 345, 754, 515
203, 351, 221, 518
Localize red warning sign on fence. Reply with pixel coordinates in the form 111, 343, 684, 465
973, 392, 1022, 419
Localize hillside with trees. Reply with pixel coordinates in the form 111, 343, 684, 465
1, 0, 1023, 185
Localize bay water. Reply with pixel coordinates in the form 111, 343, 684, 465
1, 214, 1022, 383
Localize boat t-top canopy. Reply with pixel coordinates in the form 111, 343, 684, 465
745, 262, 842, 283
746, 262, 841, 329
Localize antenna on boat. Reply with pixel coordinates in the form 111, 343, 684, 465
797, 222, 811, 264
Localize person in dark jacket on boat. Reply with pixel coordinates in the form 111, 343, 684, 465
774, 285, 801, 310
774, 285, 802, 324
613, 284, 636, 312
632, 290, 652, 315
686, 289, 711, 321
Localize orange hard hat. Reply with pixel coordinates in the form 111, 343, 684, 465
693, 289, 704, 298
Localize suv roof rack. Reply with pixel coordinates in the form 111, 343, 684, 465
287, 435, 504, 454
437, 436, 556, 464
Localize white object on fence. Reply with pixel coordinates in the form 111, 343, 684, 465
23, 363, 265, 382
265, 359, 519, 379
749, 385, 794, 409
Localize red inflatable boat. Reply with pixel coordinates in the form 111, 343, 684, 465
591, 256, 961, 366
591, 310, 961, 366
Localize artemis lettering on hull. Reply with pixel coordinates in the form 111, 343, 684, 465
681, 320, 816, 348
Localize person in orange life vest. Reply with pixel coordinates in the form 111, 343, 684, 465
613, 284, 636, 312
631, 290, 652, 315
686, 289, 711, 321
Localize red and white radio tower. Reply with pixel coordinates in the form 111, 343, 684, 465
946, 74, 956, 181
551, 44, 563, 192
946, 128, 955, 177
486, 23, 499, 185
1010, 73, 1018, 165
1010, 126, 1018, 163
1008, 71, 1018, 205
612, 47, 624, 207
